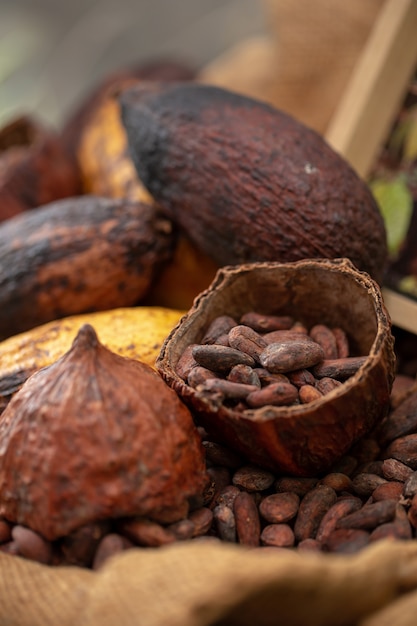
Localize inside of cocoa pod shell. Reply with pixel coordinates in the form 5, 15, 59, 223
157, 258, 396, 477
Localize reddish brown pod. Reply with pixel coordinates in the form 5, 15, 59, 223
0, 115, 81, 221
120, 82, 388, 284
0, 324, 208, 540
157, 259, 395, 476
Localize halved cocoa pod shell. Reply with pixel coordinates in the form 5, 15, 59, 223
157, 258, 396, 476
0, 115, 81, 221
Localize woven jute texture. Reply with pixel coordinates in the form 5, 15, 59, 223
2, 540, 417, 625
199, 0, 384, 133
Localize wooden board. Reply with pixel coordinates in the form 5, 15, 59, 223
325, 0, 417, 180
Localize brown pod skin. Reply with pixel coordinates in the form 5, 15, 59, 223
0, 116, 81, 221
120, 82, 388, 283
0, 195, 174, 339
0, 325, 208, 540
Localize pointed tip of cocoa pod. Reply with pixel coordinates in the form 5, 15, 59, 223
72, 324, 100, 349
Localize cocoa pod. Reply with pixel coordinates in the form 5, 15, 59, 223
120, 82, 387, 282
0, 196, 174, 339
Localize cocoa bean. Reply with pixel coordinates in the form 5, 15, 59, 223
207, 467, 232, 505
369, 505, 412, 542
263, 330, 313, 344
315, 497, 363, 543
120, 519, 176, 547
332, 327, 350, 359
403, 471, 417, 498
287, 369, 316, 388
240, 312, 293, 332
315, 377, 343, 395
355, 460, 384, 476
92, 533, 132, 570
228, 325, 268, 362
167, 519, 196, 541
202, 441, 243, 469
385, 434, 417, 469
11, 525, 52, 564
175, 343, 199, 380
389, 374, 416, 409
202, 316, 237, 344
213, 504, 236, 542
298, 384, 323, 404
275, 476, 318, 497
407, 494, 417, 529
187, 366, 217, 388
260, 524, 295, 548
372, 481, 404, 502
309, 324, 338, 359
253, 368, 290, 386
294, 485, 337, 542
351, 473, 387, 498
378, 389, 417, 446
336, 499, 397, 530
215, 333, 230, 346
312, 356, 367, 380
246, 381, 299, 407
192, 344, 255, 372
297, 538, 322, 552
233, 491, 261, 547
197, 378, 259, 400
258, 492, 300, 524
291, 322, 309, 334
188, 507, 214, 536
227, 364, 261, 388
319, 473, 354, 493
381, 458, 413, 482
232, 465, 275, 492
60, 521, 110, 567
260, 340, 325, 374
323, 528, 370, 553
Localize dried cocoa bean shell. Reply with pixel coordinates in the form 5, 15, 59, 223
0, 325, 208, 540
120, 82, 387, 283
0, 115, 81, 221
157, 259, 395, 476
0, 195, 174, 339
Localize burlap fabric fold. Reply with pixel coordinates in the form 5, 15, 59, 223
2, 539, 417, 626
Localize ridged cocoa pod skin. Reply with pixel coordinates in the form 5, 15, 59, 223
157, 259, 395, 476
0, 324, 208, 540
120, 82, 388, 284
0, 195, 174, 339
0, 116, 81, 221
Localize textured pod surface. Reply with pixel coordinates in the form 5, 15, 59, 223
0, 324, 207, 540
157, 259, 395, 476
0, 195, 174, 339
120, 82, 387, 283
0, 115, 81, 221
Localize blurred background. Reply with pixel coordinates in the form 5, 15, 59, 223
0, 0, 266, 127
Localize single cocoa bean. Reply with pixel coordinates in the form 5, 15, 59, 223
187, 366, 217, 388
298, 384, 323, 404
197, 378, 259, 400
233, 491, 261, 547
92, 533, 132, 570
259, 492, 299, 524
202, 316, 237, 344
297, 538, 322, 552
260, 524, 295, 548
215, 485, 241, 509
351, 473, 387, 498
192, 344, 255, 372
227, 364, 261, 388
287, 369, 316, 388
175, 343, 199, 380
378, 389, 417, 446
372, 481, 404, 502
309, 324, 338, 359
294, 485, 337, 542
381, 458, 413, 482
263, 330, 313, 344
369, 505, 412, 542
315, 377, 343, 395
188, 507, 214, 536
275, 476, 318, 497
385, 434, 417, 469
240, 312, 293, 332
312, 356, 367, 380
203, 441, 243, 469
403, 471, 417, 498
336, 499, 397, 530
119, 519, 176, 547
253, 368, 290, 386
315, 497, 363, 544
228, 325, 268, 362
11, 525, 52, 564
232, 465, 275, 492
260, 340, 325, 373
332, 327, 350, 359
323, 528, 370, 554
167, 519, 196, 541
213, 504, 236, 542
246, 381, 299, 407
319, 473, 353, 493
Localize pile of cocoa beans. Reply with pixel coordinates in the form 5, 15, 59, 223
1, 359, 417, 569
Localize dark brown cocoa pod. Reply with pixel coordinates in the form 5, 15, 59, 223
120, 82, 387, 282
0, 115, 81, 222
0, 196, 174, 339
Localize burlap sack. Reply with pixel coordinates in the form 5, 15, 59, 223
2, 539, 417, 625
198, 0, 384, 134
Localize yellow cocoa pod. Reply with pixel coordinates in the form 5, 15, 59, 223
0, 306, 184, 404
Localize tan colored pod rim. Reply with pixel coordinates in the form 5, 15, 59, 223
157, 258, 396, 476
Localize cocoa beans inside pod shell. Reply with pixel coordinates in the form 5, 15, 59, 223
156, 259, 395, 476
0, 195, 174, 339
0, 324, 208, 540
0, 115, 81, 221
120, 82, 387, 284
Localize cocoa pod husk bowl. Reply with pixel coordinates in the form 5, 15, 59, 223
157, 258, 396, 476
